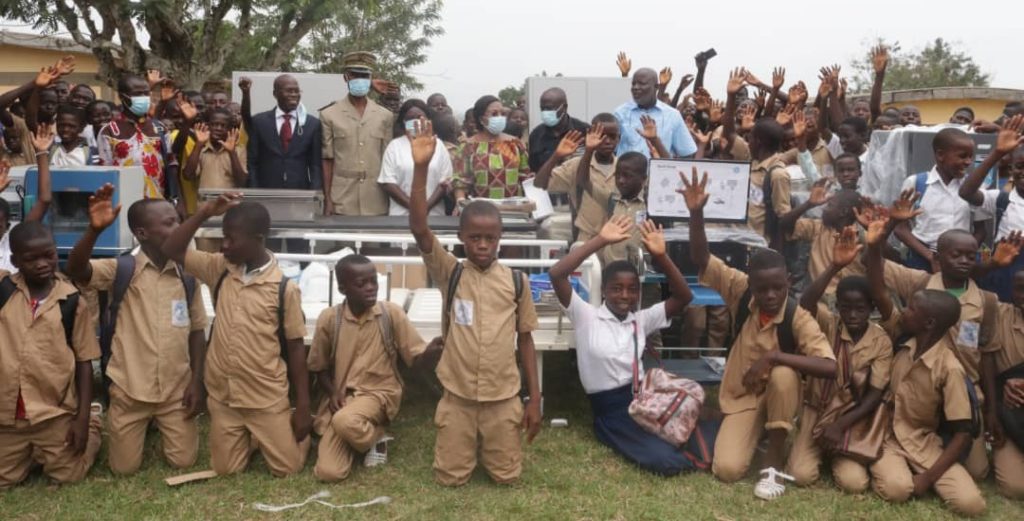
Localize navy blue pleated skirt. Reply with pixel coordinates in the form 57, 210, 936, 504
588, 384, 719, 476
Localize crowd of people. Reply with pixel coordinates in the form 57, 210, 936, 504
2, 45, 1024, 518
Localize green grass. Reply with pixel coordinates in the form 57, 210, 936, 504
2, 353, 1022, 521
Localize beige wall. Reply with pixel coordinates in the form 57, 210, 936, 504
0, 44, 110, 99
882, 98, 1008, 126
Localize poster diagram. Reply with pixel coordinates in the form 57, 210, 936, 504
647, 159, 751, 222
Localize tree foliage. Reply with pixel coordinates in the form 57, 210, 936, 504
851, 37, 990, 92
0, 0, 443, 91
499, 71, 563, 108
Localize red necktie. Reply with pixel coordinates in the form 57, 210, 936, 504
280, 114, 293, 151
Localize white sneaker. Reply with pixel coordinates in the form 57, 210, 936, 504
754, 467, 794, 500
364, 435, 394, 468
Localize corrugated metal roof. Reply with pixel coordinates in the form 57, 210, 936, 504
0, 30, 91, 54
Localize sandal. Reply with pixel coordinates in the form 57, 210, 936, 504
754, 467, 794, 500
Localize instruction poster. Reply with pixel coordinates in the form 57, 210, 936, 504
647, 159, 751, 222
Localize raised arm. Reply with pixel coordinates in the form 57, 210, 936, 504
549, 215, 633, 308
680, 166, 711, 271
670, 73, 695, 108
722, 68, 746, 148
24, 124, 54, 222
780, 177, 832, 235
800, 225, 861, 314
408, 119, 438, 252
576, 123, 606, 196
869, 45, 888, 123
238, 76, 253, 132
959, 115, 1024, 206
222, 128, 248, 187
693, 52, 709, 90
827, 67, 846, 131
640, 219, 693, 317
181, 123, 208, 181
66, 184, 120, 285
162, 192, 242, 264
533, 130, 582, 190
638, 115, 670, 159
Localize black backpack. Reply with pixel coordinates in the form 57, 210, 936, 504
210, 269, 293, 360
442, 262, 524, 339
0, 275, 79, 349
729, 288, 798, 357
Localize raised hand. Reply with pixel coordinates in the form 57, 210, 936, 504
146, 69, 166, 88
598, 214, 634, 244
890, 188, 923, 222
689, 124, 710, 148
677, 73, 695, 92
726, 67, 747, 96
616, 52, 632, 78
839, 78, 848, 99
871, 44, 889, 74
743, 69, 764, 88
792, 109, 807, 140
862, 208, 891, 246
817, 69, 833, 99
371, 78, 400, 97
585, 122, 605, 151
753, 88, 767, 110
222, 128, 240, 152
159, 80, 177, 102
995, 114, 1024, 154
176, 93, 199, 123
638, 115, 658, 140
677, 166, 710, 212
88, 183, 122, 232
238, 76, 252, 92
409, 118, 438, 167
775, 105, 795, 127
808, 177, 833, 206
693, 87, 712, 111
659, 67, 673, 88
832, 225, 863, 268
739, 105, 756, 132
554, 130, 583, 159
53, 55, 75, 77
192, 122, 210, 145
0, 160, 11, 193
639, 219, 666, 256
205, 192, 243, 217
772, 67, 786, 91
708, 100, 724, 125
31, 123, 55, 152
992, 231, 1024, 267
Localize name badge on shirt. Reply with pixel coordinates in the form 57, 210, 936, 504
171, 300, 189, 328
749, 185, 764, 206
453, 298, 474, 327
634, 210, 647, 225
957, 320, 980, 349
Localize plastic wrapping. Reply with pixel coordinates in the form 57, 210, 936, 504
663, 224, 768, 248
861, 129, 912, 205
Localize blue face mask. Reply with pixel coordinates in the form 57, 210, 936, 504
348, 78, 371, 97
541, 107, 563, 127
485, 116, 507, 135
126, 95, 150, 117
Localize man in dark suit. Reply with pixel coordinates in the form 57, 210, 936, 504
244, 74, 323, 191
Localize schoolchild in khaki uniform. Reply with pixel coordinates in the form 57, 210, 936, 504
781, 188, 868, 298
746, 119, 792, 247
162, 195, 311, 477
407, 119, 542, 486
65, 188, 207, 474
308, 254, 442, 482
786, 226, 892, 493
983, 267, 1024, 498
532, 114, 620, 244
870, 189, 1001, 481
0, 222, 101, 489
681, 168, 837, 500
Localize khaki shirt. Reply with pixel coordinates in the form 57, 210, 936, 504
887, 337, 972, 469
698, 256, 834, 414
748, 154, 791, 239
307, 302, 426, 421
780, 139, 832, 175
320, 97, 394, 215
883, 263, 987, 383
0, 272, 99, 426
196, 143, 248, 190
790, 219, 866, 293
87, 252, 208, 403
807, 310, 893, 407
421, 235, 538, 402
0, 116, 37, 166
548, 155, 617, 243
183, 250, 306, 409
987, 302, 1024, 374
588, 182, 646, 266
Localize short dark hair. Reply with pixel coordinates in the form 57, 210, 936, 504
833, 153, 862, 170
85, 99, 113, 115
335, 253, 374, 277
953, 106, 975, 120
602, 260, 639, 286
748, 248, 787, 272
840, 116, 869, 136
223, 201, 271, 237
9, 220, 53, 255
753, 118, 786, 152
933, 127, 972, 153
56, 104, 85, 125
916, 289, 961, 331
617, 151, 648, 174
836, 275, 872, 306
592, 112, 618, 126
117, 74, 146, 94
434, 114, 460, 144
207, 107, 233, 122
126, 198, 171, 231
459, 200, 502, 229
830, 188, 866, 214
936, 229, 977, 253
472, 95, 501, 128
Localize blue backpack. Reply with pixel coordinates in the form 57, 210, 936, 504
914, 172, 1010, 228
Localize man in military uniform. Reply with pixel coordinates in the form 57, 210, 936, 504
319, 52, 396, 216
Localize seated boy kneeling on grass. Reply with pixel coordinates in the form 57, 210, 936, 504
407, 119, 542, 486
162, 195, 311, 477
0, 222, 101, 489
681, 167, 837, 500
308, 254, 442, 482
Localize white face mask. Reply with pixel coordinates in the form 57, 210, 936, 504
485, 116, 507, 135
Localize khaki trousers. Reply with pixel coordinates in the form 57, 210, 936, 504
207, 397, 309, 477
712, 366, 801, 483
786, 407, 871, 492
0, 414, 101, 489
993, 440, 1024, 499
870, 439, 986, 517
433, 391, 523, 487
107, 384, 198, 474
313, 395, 387, 482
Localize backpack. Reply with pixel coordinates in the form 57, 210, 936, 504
0, 275, 79, 350
328, 302, 400, 385
729, 288, 798, 357
97, 254, 197, 381
210, 269, 293, 360
995, 190, 1011, 232
913, 171, 930, 206
442, 262, 524, 339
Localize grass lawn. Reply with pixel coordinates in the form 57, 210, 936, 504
1, 353, 1022, 520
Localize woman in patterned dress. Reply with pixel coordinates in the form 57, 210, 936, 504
452, 95, 529, 205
